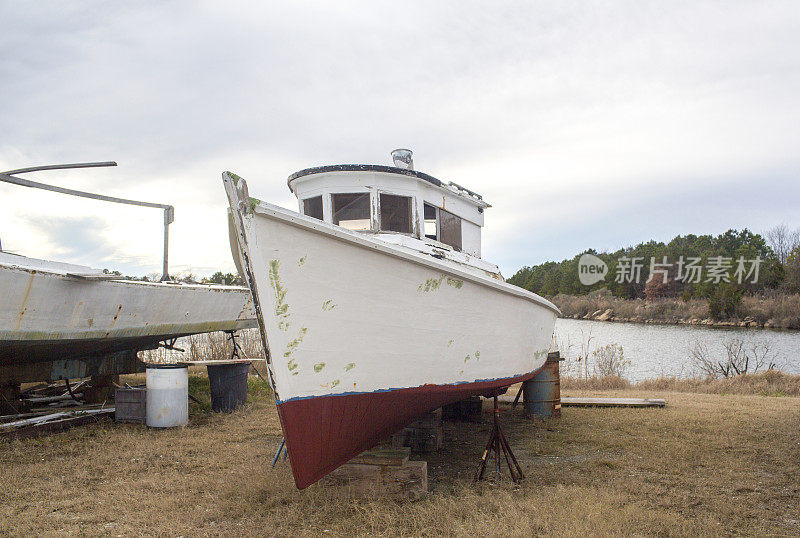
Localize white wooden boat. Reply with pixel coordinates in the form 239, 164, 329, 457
0, 252, 256, 383
224, 150, 558, 488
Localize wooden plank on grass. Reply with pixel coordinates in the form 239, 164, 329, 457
0, 408, 115, 439
561, 397, 666, 408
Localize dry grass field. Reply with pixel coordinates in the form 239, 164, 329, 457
562, 370, 800, 396
2, 373, 799, 536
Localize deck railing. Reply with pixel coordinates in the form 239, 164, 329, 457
0, 161, 174, 280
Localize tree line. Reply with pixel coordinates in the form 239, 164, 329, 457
507, 227, 800, 318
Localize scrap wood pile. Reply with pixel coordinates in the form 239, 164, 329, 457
0, 380, 116, 439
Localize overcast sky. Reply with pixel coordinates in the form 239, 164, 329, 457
2, 1, 799, 278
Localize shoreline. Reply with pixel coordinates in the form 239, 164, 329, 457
550, 292, 800, 331
558, 312, 800, 331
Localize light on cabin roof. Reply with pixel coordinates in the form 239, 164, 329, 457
391, 148, 414, 170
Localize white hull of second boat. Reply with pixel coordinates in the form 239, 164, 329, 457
1, 253, 256, 372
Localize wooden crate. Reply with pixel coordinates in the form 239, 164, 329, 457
114, 387, 146, 423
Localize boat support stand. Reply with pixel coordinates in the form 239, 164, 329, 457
271, 437, 288, 467
474, 393, 524, 484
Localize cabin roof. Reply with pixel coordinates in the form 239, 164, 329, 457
287, 164, 485, 204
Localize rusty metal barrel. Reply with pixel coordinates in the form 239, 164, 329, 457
523, 351, 562, 418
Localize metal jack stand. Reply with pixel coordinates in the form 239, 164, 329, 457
475, 395, 524, 484
225, 331, 244, 361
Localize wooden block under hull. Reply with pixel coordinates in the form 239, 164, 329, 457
442, 397, 483, 422
322, 460, 427, 500
349, 446, 411, 466
391, 411, 444, 453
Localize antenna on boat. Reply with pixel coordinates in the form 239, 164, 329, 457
391, 148, 414, 170
0, 161, 175, 281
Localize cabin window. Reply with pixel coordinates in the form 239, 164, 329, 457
439, 208, 462, 251
424, 203, 438, 240
332, 193, 371, 231
379, 193, 413, 234
302, 196, 323, 221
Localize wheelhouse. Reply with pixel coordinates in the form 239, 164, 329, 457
287, 152, 490, 259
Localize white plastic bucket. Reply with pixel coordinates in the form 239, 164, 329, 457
146, 364, 188, 428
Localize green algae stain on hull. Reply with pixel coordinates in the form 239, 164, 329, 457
418, 276, 443, 292
268, 260, 291, 331
446, 277, 463, 289
286, 327, 307, 352
418, 275, 464, 292
269, 259, 308, 375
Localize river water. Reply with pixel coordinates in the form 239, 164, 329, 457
553, 318, 800, 382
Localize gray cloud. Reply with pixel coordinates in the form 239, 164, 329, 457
23, 215, 110, 263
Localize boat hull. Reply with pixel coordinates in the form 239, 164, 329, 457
1, 259, 256, 381
224, 173, 558, 488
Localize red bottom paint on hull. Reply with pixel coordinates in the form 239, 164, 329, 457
277, 369, 543, 489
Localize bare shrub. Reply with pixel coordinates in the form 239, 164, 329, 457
690, 338, 779, 379
592, 343, 629, 377
736, 292, 800, 328
773, 294, 800, 329
765, 224, 800, 264
738, 295, 774, 325
578, 330, 592, 377
552, 329, 595, 378
555, 334, 629, 384
140, 329, 265, 364
196, 329, 264, 361
552, 293, 594, 317
138, 346, 178, 364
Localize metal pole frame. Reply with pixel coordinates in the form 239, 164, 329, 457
0, 161, 175, 281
